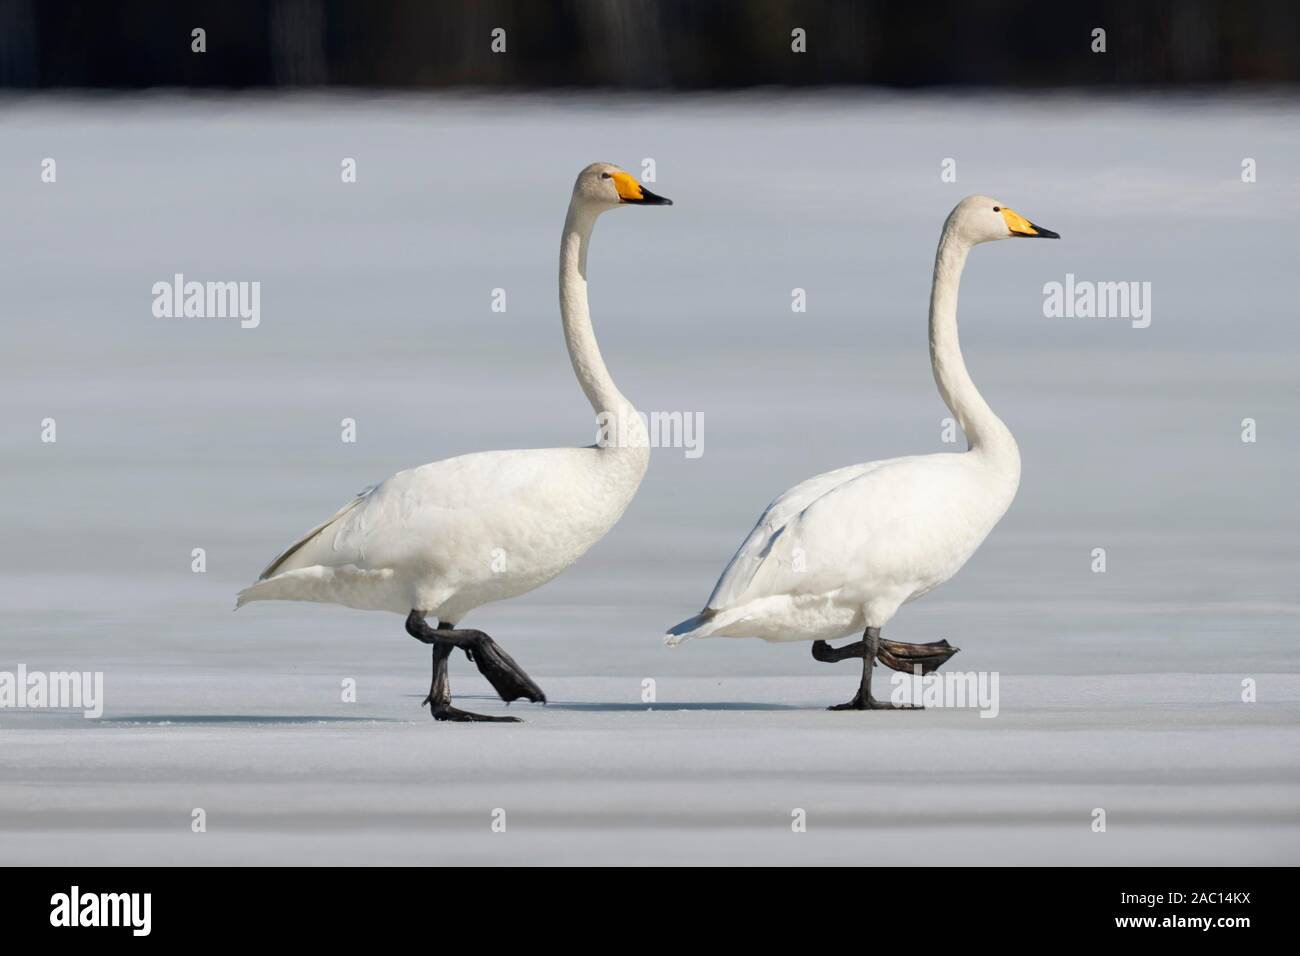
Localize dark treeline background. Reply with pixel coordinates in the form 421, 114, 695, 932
0, 0, 1296, 89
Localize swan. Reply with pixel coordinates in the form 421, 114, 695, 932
238, 162, 671, 721
666, 195, 1058, 710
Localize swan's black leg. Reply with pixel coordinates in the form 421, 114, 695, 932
405, 610, 545, 722
422, 639, 510, 722
828, 627, 923, 711
811, 639, 865, 662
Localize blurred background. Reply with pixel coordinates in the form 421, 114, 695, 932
1, 0, 1298, 89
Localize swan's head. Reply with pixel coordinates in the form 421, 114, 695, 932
947, 194, 1059, 245
572, 162, 672, 211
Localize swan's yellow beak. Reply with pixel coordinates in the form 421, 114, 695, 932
612, 170, 672, 206
1001, 206, 1059, 238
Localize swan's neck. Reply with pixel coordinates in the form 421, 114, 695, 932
559, 205, 648, 456
929, 233, 1018, 467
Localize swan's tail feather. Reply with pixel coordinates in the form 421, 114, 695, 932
666, 613, 705, 645
235, 578, 277, 609
235, 564, 398, 611
665, 607, 749, 645
234, 572, 319, 608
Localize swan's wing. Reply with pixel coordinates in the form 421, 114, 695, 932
257, 484, 378, 580
706, 460, 894, 609
257, 447, 588, 578
710, 453, 990, 613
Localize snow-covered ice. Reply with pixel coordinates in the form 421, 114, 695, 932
3, 670, 1299, 865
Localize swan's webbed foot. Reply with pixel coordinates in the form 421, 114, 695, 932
459, 633, 547, 704
876, 637, 960, 675
406, 610, 545, 722
815, 636, 958, 673
826, 626, 930, 713
425, 699, 522, 723
828, 690, 922, 711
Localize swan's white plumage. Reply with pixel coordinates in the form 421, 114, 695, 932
238, 163, 658, 626
669, 195, 1054, 647
238, 445, 646, 622
671, 452, 1017, 643
704, 460, 888, 609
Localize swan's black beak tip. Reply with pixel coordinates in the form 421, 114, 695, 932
1027, 222, 1060, 239
624, 187, 672, 206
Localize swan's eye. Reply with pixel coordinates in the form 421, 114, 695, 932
601, 172, 612, 179
992, 206, 1000, 212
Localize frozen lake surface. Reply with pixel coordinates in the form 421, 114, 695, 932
0, 92, 1297, 865
4, 672, 1299, 866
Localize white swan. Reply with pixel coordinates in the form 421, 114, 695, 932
238, 162, 671, 721
667, 195, 1057, 710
